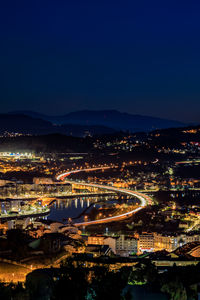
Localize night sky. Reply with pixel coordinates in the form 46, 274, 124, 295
1, 0, 200, 122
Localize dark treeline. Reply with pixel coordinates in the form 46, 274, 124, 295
0, 134, 92, 153
1, 259, 200, 299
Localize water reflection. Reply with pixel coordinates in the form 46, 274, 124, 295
1, 190, 200, 224
48, 195, 138, 223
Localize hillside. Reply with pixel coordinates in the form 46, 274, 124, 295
9, 110, 186, 132
0, 114, 116, 136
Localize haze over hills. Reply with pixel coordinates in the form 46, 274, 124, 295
9, 110, 186, 133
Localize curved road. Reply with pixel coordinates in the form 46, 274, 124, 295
56, 167, 112, 181
56, 167, 152, 226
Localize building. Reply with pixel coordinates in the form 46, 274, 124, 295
41, 233, 63, 254
87, 235, 104, 245
139, 233, 154, 252
85, 245, 112, 257
139, 233, 180, 253
33, 177, 54, 184
87, 234, 138, 257
115, 235, 138, 256
184, 234, 200, 244
104, 237, 117, 254
154, 234, 179, 252
174, 242, 200, 258
0, 182, 72, 198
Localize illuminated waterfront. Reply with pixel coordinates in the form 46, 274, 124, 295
47, 194, 140, 223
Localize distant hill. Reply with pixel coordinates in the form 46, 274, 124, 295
0, 114, 116, 136
0, 114, 54, 134
10, 110, 186, 132
149, 124, 200, 146
61, 110, 186, 131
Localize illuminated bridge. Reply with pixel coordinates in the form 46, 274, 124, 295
56, 167, 152, 226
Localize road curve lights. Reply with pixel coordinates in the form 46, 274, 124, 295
56, 167, 152, 226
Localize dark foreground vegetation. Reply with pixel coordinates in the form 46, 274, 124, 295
1, 259, 200, 299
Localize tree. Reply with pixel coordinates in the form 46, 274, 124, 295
52, 260, 88, 300
128, 261, 158, 287
26, 269, 54, 300
122, 287, 133, 300
90, 266, 128, 300
161, 277, 187, 300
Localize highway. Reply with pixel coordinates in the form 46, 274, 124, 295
56, 167, 112, 181
56, 167, 152, 226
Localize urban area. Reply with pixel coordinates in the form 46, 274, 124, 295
0, 125, 200, 299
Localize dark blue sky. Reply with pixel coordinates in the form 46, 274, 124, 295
1, 0, 200, 122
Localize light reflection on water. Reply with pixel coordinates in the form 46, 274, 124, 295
47, 195, 137, 223
1, 191, 200, 223
0, 195, 136, 223
48, 190, 200, 223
